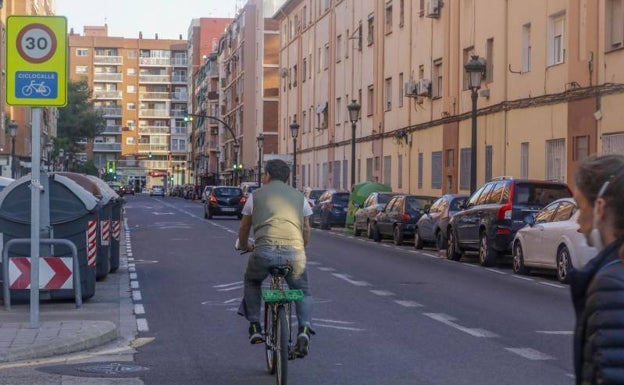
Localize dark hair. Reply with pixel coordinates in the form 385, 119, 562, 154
265, 159, 291, 183
575, 154, 624, 231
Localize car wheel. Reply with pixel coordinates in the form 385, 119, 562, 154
478, 232, 498, 267
354, 221, 362, 237
446, 229, 462, 261
367, 221, 374, 239
414, 228, 424, 249
512, 241, 530, 275
207, 209, 213, 219
373, 223, 382, 242
204, 209, 208, 219
556, 245, 572, 283
435, 231, 446, 251
320, 213, 330, 230
393, 225, 404, 246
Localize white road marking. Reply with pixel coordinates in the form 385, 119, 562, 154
394, 300, 423, 308
370, 290, 395, 296
313, 323, 364, 331
132, 290, 142, 301
213, 281, 244, 288
129, 272, 137, 280
505, 347, 554, 360
312, 318, 354, 324
307, 261, 321, 266
127, 257, 134, 262
536, 330, 573, 335
218, 285, 243, 292
485, 268, 506, 275
512, 275, 534, 282
137, 318, 149, 332
134, 304, 145, 315
332, 273, 371, 287
421, 252, 439, 258
538, 282, 566, 289
317, 267, 336, 272
224, 298, 240, 304
129, 266, 136, 272
423, 313, 498, 338
130, 280, 140, 289
128, 263, 136, 268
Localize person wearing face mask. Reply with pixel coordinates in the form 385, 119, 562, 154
570, 154, 624, 385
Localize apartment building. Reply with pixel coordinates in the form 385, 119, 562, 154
67, 26, 189, 190
276, 0, 624, 194
1, 0, 57, 178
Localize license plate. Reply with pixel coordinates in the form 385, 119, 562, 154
222, 207, 236, 212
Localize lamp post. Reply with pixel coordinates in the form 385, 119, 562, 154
233, 142, 240, 186
347, 100, 361, 189
464, 55, 485, 195
289, 119, 300, 189
45, 141, 53, 172
256, 133, 264, 186
8, 121, 17, 179
215, 149, 221, 185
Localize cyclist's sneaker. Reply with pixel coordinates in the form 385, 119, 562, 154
294, 326, 311, 357
248, 322, 263, 344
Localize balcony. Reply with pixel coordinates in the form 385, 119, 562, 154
95, 107, 122, 117
101, 125, 122, 134
172, 91, 188, 101
139, 57, 171, 66
94, 55, 122, 65
93, 73, 123, 82
171, 109, 187, 118
139, 126, 170, 134
93, 142, 122, 152
138, 144, 169, 153
93, 90, 122, 100
171, 74, 187, 83
139, 74, 171, 83
171, 57, 188, 67
139, 92, 171, 101
139, 109, 170, 118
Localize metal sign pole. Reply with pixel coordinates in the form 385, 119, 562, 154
30, 108, 42, 328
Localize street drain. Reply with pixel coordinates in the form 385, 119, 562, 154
38, 362, 149, 378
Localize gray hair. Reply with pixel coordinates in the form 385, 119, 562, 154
265, 159, 291, 183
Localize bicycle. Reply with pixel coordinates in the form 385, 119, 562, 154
21, 80, 51, 97
262, 265, 304, 385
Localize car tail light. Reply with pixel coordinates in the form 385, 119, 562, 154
497, 202, 512, 220
401, 213, 411, 222
328, 203, 334, 210
240, 196, 247, 205
209, 196, 217, 204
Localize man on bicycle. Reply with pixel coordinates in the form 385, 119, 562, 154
237, 159, 314, 357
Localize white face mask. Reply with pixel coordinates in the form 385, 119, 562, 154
588, 181, 610, 251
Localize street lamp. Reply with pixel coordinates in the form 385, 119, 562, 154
289, 119, 300, 189
347, 100, 361, 189
256, 133, 264, 186
8, 121, 17, 179
215, 149, 221, 185
45, 141, 53, 172
233, 142, 240, 186
464, 55, 485, 194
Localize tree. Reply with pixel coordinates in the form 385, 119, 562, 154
56, 79, 105, 154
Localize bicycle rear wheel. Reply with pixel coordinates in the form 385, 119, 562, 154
264, 303, 276, 374
275, 305, 289, 385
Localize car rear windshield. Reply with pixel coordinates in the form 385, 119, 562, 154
378, 194, 394, 204
406, 197, 436, 211
309, 190, 324, 200
215, 188, 242, 197
332, 193, 350, 203
513, 183, 571, 206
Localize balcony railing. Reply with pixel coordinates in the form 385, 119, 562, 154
95, 107, 122, 117
170, 109, 187, 118
93, 73, 123, 82
93, 142, 121, 152
101, 125, 122, 134
139, 109, 170, 118
139, 74, 171, 83
139, 57, 171, 66
94, 55, 123, 65
171, 57, 188, 66
171, 74, 187, 83
93, 90, 122, 100
172, 92, 188, 101
139, 92, 171, 100
138, 144, 169, 152
139, 126, 170, 134
170, 127, 188, 135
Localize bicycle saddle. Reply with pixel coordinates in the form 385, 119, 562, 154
269, 265, 292, 277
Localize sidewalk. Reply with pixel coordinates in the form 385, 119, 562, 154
0, 235, 136, 363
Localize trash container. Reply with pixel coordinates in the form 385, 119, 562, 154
56, 172, 111, 280
0, 173, 99, 300
87, 175, 123, 273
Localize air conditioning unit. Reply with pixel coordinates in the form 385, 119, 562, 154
404, 81, 418, 97
426, 0, 441, 18
417, 79, 432, 96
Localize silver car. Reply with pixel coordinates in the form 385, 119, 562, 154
414, 194, 468, 250
150, 185, 165, 197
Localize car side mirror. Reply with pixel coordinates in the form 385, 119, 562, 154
353, 202, 360, 208
376, 204, 384, 212
524, 213, 536, 226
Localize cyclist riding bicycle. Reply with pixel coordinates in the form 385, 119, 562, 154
237, 159, 315, 357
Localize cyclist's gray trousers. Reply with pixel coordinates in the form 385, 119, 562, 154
238, 244, 313, 328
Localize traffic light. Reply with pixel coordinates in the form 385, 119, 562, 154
148, 152, 152, 159
107, 161, 115, 173
184, 114, 193, 122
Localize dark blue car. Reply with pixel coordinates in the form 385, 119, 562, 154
311, 191, 350, 229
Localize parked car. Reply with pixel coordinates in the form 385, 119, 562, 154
150, 185, 165, 197
372, 195, 437, 245
304, 187, 326, 208
311, 191, 350, 229
512, 197, 596, 283
414, 194, 468, 250
120, 185, 135, 195
353, 192, 398, 238
204, 186, 244, 219
240, 182, 259, 197
446, 177, 573, 266
201, 185, 215, 203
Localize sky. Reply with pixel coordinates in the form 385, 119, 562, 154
55, 0, 242, 40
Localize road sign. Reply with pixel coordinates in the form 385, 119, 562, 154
6, 16, 67, 106
9, 257, 73, 290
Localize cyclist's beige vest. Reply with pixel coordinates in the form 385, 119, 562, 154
251, 181, 305, 247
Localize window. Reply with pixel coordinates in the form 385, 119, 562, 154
127, 103, 136, 110
127, 50, 137, 58
602, 132, 624, 154
607, 0, 624, 50
343, 160, 348, 190
460, 148, 471, 190
367, 14, 374, 45
366, 158, 373, 181
418, 153, 424, 189
522, 23, 532, 72
520, 142, 529, 178
431, 151, 442, 189
549, 13, 566, 65
573, 135, 589, 162
336, 97, 341, 124
398, 154, 403, 188
367, 85, 374, 115
293, 65, 298, 87
126, 137, 136, 145
383, 155, 391, 185
485, 145, 493, 181
546, 138, 566, 181
433, 59, 443, 98
127, 68, 136, 76
398, 73, 404, 107
75, 66, 88, 74
384, 78, 392, 110
553, 201, 575, 222
302, 58, 307, 83
76, 48, 88, 56
336, 34, 342, 62
324, 43, 330, 69
333, 161, 341, 190
486, 38, 494, 83
385, 1, 393, 34
419, 0, 425, 16
127, 85, 136, 93
445, 149, 454, 168
399, 0, 405, 27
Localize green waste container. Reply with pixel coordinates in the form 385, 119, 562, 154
0, 173, 99, 300
87, 175, 123, 272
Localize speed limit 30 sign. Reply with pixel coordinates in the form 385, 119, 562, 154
6, 16, 67, 106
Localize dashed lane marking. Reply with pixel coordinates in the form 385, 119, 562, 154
512, 275, 534, 282
134, 304, 145, 315
485, 268, 507, 275
317, 267, 336, 272
332, 273, 371, 287
130, 280, 140, 289
129, 272, 137, 280
132, 290, 142, 301
394, 300, 423, 308
423, 313, 498, 338
536, 330, 573, 335
370, 290, 395, 296
137, 318, 149, 332
539, 281, 566, 289
505, 347, 554, 360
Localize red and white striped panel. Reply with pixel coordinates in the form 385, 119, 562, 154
112, 220, 121, 241
100, 220, 110, 246
87, 220, 97, 267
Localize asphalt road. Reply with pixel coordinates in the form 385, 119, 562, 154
126, 194, 575, 385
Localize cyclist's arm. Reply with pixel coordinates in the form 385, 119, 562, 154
303, 216, 310, 247
238, 215, 253, 251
